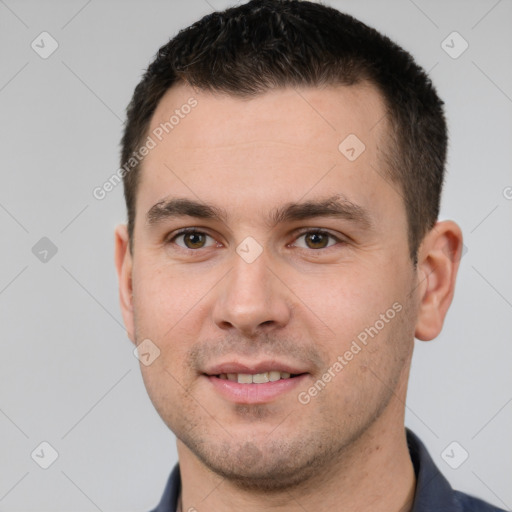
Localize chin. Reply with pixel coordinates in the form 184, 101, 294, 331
184, 437, 329, 492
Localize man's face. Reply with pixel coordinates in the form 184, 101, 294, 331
122, 83, 421, 488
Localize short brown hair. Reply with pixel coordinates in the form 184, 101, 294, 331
121, 0, 447, 263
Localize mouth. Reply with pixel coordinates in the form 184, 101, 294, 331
214, 371, 302, 384
203, 362, 310, 404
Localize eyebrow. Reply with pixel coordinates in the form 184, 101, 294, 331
146, 194, 372, 230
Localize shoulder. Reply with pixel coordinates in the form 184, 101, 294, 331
453, 490, 508, 512
406, 429, 507, 512
147, 464, 181, 512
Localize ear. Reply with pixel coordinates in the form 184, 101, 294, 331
414, 220, 464, 341
114, 224, 135, 343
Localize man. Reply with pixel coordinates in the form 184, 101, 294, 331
114, 1, 504, 511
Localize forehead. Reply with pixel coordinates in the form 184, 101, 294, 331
137, 82, 398, 227
148, 81, 387, 153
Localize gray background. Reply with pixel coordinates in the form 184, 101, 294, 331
0, 0, 511, 510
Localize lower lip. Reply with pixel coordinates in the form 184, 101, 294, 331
205, 374, 309, 404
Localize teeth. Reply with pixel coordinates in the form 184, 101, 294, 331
237, 373, 253, 384
252, 372, 269, 384
268, 370, 281, 382
215, 372, 295, 384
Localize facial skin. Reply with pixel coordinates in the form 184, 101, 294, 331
115, 83, 463, 511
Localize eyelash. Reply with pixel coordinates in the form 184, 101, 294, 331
166, 228, 343, 251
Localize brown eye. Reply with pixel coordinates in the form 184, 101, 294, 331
294, 230, 339, 250
305, 232, 329, 249
183, 232, 206, 249
171, 231, 216, 250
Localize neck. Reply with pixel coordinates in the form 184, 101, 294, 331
176, 418, 416, 512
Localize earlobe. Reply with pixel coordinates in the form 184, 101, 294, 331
114, 224, 135, 343
414, 220, 463, 342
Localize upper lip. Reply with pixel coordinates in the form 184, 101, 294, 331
204, 360, 309, 376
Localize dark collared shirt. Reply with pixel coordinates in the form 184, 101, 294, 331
150, 429, 506, 511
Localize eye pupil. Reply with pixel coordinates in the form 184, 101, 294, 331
306, 232, 328, 249
185, 232, 205, 249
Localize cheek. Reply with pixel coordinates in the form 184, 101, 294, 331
298, 265, 396, 339
132, 263, 207, 333
133, 272, 199, 418
298, 264, 413, 380
139, 361, 193, 433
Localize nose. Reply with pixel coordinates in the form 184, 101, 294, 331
212, 249, 292, 337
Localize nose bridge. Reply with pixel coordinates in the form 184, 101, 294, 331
213, 246, 290, 334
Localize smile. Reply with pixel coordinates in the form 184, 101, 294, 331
205, 372, 308, 404
216, 371, 297, 383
